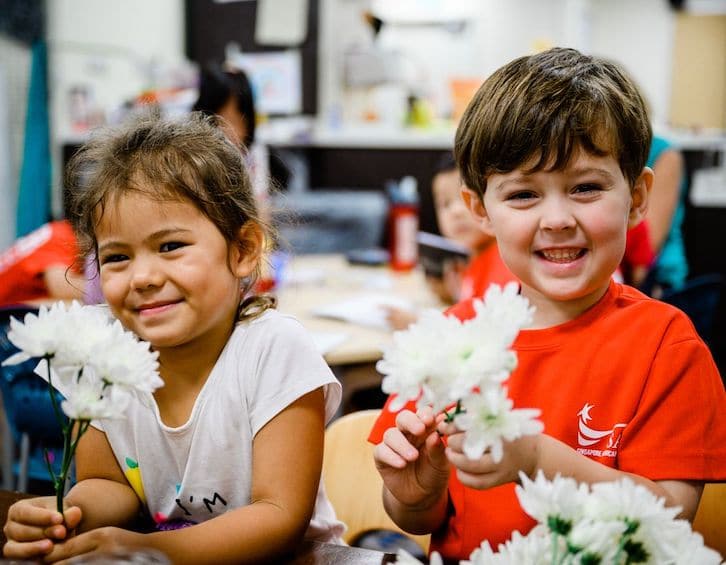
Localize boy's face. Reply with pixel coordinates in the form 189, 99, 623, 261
463, 149, 651, 326
433, 169, 492, 252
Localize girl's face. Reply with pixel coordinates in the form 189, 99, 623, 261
95, 191, 258, 355
465, 149, 651, 328
433, 169, 491, 252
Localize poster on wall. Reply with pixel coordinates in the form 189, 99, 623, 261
229, 50, 302, 115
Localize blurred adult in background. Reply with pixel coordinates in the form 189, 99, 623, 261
644, 135, 688, 293
192, 64, 289, 201
0, 220, 84, 307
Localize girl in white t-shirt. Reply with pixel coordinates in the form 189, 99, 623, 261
3, 112, 344, 563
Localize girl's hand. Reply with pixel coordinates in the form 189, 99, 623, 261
3, 497, 82, 560
41, 527, 143, 564
439, 421, 541, 490
374, 407, 450, 509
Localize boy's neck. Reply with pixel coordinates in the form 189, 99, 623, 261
523, 281, 611, 329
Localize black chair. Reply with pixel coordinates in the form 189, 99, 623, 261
658, 273, 723, 347
0, 305, 66, 492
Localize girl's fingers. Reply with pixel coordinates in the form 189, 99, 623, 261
2, 538, 54, 560
9, 502, 63, 528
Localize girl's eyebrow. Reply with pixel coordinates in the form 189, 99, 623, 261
97, 228, 193, 254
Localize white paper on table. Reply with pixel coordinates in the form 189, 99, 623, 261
311, 293, 414, 330
309, 331, 349, 356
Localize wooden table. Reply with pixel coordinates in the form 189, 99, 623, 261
275, 254, 441, 367
0, 490, 397, 564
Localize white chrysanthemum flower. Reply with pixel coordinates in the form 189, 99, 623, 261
469, 283, 534, 346
566, 517, 627, 562
516, 471, 589, 526
2, 301, 74, 365
668, 526, 723, 565
490, 529, 553, 565
453, 387, 543, 461
60, 367, 131, 420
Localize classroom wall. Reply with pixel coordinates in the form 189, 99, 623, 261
45, 0, 185, 215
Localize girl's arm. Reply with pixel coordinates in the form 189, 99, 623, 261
68, 425, 144, 530
646, 150, 683, 254
44, 388, 327, 564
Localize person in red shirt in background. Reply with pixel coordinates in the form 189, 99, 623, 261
620, 220, 655, 288
369, 48, 726, 562
384, 153, 515, 330
0, 220, 84, 307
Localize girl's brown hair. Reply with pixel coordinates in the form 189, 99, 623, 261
64, 110, 275, 321
455, 47, 652, 197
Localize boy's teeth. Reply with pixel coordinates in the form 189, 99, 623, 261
542, 249, 580, 261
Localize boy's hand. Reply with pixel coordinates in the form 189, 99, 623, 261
373, 407, 450, 508
439, 420, 540, 490
3, 497, 82, 560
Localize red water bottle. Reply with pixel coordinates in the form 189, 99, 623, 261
388, 176, 419, 272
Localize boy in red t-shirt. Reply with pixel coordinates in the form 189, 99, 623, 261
0, 220, 84, 307
384, 154, 515, 330
370, 48, 726, 561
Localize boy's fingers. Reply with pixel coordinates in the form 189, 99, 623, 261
373, 442, 408, 470
381, 428, 420, 462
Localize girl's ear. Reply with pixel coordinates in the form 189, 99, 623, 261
230, 221, 265, 278
628, 166, 653, 229
461, 187, 494, 236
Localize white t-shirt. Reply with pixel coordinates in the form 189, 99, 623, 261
93, 309, 345, 541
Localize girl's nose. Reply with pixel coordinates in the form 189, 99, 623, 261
130, 258, 163, 290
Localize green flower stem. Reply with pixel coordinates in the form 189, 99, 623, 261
442, 400, 464, 423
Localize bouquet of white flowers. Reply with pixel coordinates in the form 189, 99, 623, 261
2, 301, 163, 513
376, 282, 542, 461
396, 472, 722, 564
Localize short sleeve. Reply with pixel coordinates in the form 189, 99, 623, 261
244, 314, 341, 437
618, 315, 726, 480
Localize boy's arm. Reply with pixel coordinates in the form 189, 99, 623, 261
44, 389, 327, 564
444, 431, 703, 520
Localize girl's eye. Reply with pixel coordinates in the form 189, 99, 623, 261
160, 241, 186, 253
100, 254, 128, 265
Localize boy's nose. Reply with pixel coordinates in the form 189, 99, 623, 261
539, 200, 576, 231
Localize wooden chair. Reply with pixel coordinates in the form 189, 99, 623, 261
322, 409, 430, 553
693, 482, 726, 558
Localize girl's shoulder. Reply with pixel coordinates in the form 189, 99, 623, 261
229, 309, 316, 352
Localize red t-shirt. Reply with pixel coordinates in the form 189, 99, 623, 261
0, 221, 79, 307
459, 243, 517, 301
369, 281, 726, 560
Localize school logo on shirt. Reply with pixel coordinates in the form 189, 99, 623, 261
575, 403, 626, 458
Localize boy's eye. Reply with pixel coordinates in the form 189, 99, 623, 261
160, 241, 186, 253
573, 183, 602, 194
506, 191, 537, 201
100, 254, 128, 265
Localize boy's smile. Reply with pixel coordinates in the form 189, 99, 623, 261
466, 150, 651, 328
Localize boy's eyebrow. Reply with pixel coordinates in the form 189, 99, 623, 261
493, 166, 617, 191
97, 227, 193, 253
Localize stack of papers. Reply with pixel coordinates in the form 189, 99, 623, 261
312, 293, 415, 330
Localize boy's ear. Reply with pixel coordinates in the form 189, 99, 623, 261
628, 166, 653, 228
461, 187, 494, 235
230, 221, 265, 278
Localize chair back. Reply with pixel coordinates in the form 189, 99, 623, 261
659, 273, 723, 346
322, 409, 430, 552
693, 483, 726, 558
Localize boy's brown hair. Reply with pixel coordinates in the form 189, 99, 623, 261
455, 47, 652, 197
